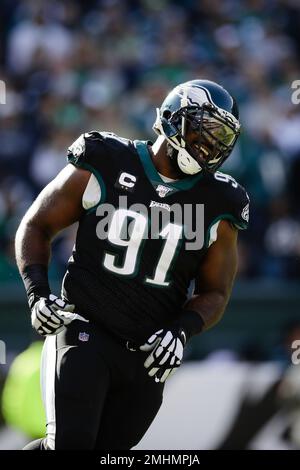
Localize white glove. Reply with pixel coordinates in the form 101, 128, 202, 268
140, 328, 186, 383
31, 294, 88, 336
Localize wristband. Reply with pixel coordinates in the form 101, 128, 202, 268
21, 264, 51, 308
176, 309, 205, 341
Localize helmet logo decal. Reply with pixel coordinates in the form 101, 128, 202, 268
176, 85, 211, 107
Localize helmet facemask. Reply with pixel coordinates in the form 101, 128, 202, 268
154, 102, 240, 175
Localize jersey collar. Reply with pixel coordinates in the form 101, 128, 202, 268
134, 140, 203, 193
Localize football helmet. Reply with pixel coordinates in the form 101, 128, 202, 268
153, 79, 241, 175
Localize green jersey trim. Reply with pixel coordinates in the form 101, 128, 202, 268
134, 140, 203, 193
205, 214, 247, 248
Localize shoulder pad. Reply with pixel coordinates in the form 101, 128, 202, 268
67, 131, 104, 167
67, 131, 132, 168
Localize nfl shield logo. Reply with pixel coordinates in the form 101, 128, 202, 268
155, 184, 173, 198
79, 332, 89, 342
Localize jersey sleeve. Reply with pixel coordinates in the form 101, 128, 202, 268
67, 131, 108, 210
67, 131, 105, 169
211, 172, 250, 231
228, 183, 250, 230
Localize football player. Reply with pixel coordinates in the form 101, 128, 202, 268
16, 79, 249, 450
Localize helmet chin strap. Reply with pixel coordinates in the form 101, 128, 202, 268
167, 143, 202, 176
177, 148, 202, 175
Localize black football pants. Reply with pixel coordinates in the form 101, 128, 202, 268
40, 319, 164, 450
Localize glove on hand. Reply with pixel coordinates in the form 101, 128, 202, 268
140, 327, 186, 383
30, 293, 87, 336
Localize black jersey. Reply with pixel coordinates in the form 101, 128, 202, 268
62, 131, 249, 343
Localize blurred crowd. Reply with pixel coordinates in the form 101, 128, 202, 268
0, 0, 300, 282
